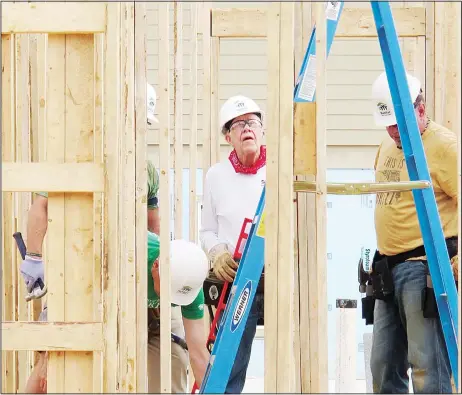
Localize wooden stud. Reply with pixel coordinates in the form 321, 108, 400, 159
92, 30, 104, 395
276, 3, 296, 392
311, 3, 328, 392
189, 2, 199, 244
264, 3, 281, 391
1, 32, 17, 395
293, 4, 315, 393
201, 2, 212, 176
14, 33, 32, 390
158, 2, 172, 393
62, 32, 95, 393
173, 2, 184, 239
102, 3, 122, 393
187, 4, 199, 388
45, 33, 66, 394
425, 2, 435, 119
134, 2, 148, 393
433, 2, 444, 125
210, 37, 220, 165
119, 3, 137, 392
292, 6, 304, 392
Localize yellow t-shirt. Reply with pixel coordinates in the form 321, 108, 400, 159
374, 120, 458, 256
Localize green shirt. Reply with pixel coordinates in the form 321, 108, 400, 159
36, 160, 160, 210
147, 231, 204, 320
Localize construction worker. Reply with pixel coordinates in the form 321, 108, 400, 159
147, 231, 210, 392
22, 83, 161, 394
200, 95, 266, 393
368, 71, 458, 393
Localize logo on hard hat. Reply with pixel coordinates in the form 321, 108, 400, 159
234, 100, 246, 110
377, 102, 391, 117
178, 285, 192, 295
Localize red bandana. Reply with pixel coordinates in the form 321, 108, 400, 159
228, 145, 266, 175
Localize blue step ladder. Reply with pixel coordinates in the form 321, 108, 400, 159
199, 2, 458, 392
370, 1, 458, 388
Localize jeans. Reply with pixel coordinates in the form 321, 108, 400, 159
225, 293, 264, 394
370, 260, 453, 393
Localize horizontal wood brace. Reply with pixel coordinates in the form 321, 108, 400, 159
1, 3, 107, 34
2, 321, 103, 351
211, 7, 426, 38
294, 180, 431, 194
2, 163, 105, 192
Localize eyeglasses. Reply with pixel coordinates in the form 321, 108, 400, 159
229, 119, 262, 132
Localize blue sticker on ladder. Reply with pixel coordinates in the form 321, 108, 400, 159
230, 281, 252, 333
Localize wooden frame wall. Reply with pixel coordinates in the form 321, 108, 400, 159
209, 2, 460, 392
1, 2, 152, 393
2, 2, 459, 393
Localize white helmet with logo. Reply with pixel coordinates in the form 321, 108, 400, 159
219, 95, 262, 134
165, 239, 208, 306
371, 71, 421, 127
147, 83, 158, 125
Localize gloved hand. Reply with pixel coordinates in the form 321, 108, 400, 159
209, 244, 238, 283
20, 255, 45, 293
451, 255, 459, 280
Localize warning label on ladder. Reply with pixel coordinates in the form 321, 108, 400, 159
256, 211, 266, 238
298, 54, 317, 101
325, 2, 341, 21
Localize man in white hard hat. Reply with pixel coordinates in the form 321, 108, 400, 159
200, 95, 266, 393
147, 232, 210, 392
368, 71, 458, 393
22, 83, 162, 393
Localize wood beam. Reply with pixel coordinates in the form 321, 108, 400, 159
294, 102, 316, 175
2, 322, 103, 351
2, 3, 106, 34
211, 7, 426, 38
2, 163, 105, 192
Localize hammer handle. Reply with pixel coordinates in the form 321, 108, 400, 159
13, 232, 27, 260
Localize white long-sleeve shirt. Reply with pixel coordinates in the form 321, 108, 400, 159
200, 159, 266, 254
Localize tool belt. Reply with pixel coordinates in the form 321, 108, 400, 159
373, 236, 458, 273
203, 269, 265, 308
367, 236, 458, 319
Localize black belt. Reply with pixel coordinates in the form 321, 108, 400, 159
374, 236, 458, 271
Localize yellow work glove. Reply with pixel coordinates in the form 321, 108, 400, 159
209, 243, 239, 283
451, 255, 459, 280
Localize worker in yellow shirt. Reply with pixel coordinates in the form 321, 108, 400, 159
368, 71, 458, 393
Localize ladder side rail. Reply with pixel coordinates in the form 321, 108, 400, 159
370, 1, 459, 387
294, 1, 344, 102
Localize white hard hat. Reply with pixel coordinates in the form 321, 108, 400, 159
371, 71, 421, 127
147, 83, 158, 124
219, 95, 262, 134
168, 239, 208, 306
